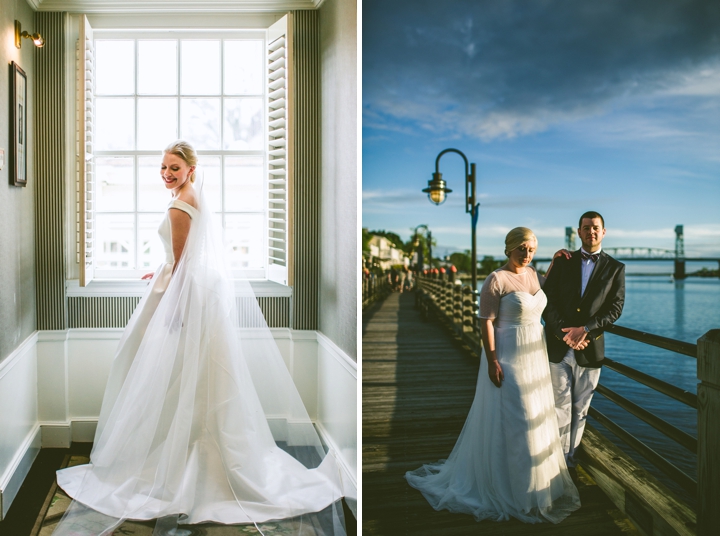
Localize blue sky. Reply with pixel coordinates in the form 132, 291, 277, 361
362, 0, 720, 264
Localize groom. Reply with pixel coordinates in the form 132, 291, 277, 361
542, 211, 626, 471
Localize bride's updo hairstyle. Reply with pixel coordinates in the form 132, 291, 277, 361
504, 227, 537, 257
164, 140, 198, 183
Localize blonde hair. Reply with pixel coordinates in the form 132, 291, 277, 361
504, 227, 537, 257
164, 140, 198, 183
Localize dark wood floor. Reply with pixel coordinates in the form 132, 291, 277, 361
362, 291, 638, 535
0, 444, 92, 536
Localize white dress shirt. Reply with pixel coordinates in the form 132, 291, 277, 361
562, 248, 602, 359
580, 248, 601, 296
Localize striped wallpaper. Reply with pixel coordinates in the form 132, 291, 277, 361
37, 12, 319, 332
68, 297, 140, 328
291, 10, 320, 331
35, 12, 68, 330
68, 296, 291, 329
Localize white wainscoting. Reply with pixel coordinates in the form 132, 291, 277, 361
316, 332, 358, 512
0, 328, 357, 519
0, 333, 41, 520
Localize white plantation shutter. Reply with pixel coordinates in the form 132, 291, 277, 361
77, 15, 94, 286
266, 15, 293, 286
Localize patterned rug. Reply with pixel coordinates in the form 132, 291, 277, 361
32, 456, 324, 536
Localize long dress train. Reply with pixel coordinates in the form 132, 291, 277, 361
54, 194, 345, 535
406, 269, 580, 524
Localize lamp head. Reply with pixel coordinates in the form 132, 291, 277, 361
422, 172, 452, 206
23, 31, 45, 47
15, 21, 45, 48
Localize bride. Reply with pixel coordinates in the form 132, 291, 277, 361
406, 227, 580, 524
53, 141, 345, 535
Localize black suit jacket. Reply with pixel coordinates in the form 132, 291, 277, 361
542, 250, 625, 368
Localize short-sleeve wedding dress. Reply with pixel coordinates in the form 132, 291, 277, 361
406, 267, 580, 524
54, 193, 345, 535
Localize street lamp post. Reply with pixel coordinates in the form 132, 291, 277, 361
412, 224, 432, 273
427, 230, 432, 271
421, 148, 480, 294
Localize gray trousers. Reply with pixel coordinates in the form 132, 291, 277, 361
549, 350, 601, 467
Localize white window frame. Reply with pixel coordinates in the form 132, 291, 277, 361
72, 14, 293, 294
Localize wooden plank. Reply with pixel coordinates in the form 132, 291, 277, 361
363, 291, 637, 535
579, 425, 696, 536
697, 329, 720, 536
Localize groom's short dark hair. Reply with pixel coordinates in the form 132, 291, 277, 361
578, 211, 605, 229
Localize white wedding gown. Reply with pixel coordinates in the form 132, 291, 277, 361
406, 268, 580, 524
55, 196, 345, 535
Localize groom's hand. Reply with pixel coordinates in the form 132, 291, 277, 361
562, 327, 588, 349
573, 339, 590, 350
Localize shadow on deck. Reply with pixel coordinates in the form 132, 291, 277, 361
362, 291, 639, 535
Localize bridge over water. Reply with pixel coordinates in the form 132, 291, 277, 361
529, 225, 720, 278
529, 248, 720, 279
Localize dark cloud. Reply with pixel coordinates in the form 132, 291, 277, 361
363, 0, 720, 140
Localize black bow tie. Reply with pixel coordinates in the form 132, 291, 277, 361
581, 251, 600, 263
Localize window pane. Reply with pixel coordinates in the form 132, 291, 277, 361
223, 98, 263, 150
224, 156, 264, 212
91, 36, 272, 280
95, 157, 134, 212
95, 214, 135, 269
95, 40, 134, 95
180, 98, 220, 149
138, 98, 178, 150
181, 41, 220, 95
139, 213, 166, 269
95, 98, 135, 150
138, 156, 171, 212
198, 156, 222, 212
225, 214, 265, 270
212, 213, 223, 234
224, 40, 263, 95
138, 40, 177, 95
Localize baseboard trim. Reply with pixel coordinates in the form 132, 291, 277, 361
40, 423, 73, 448
316, 421, 357, 502
0, 424, 41, 520
39, 420, 98, 448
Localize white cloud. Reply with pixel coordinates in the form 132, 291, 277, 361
659, 62, 720, 97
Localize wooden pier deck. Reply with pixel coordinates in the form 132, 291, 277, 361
362, 291, 639, 535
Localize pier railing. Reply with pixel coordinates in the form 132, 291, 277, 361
362, 272, 391, 310
416, 273, 719, 536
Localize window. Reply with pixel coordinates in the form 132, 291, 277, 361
77, 16, 292, 286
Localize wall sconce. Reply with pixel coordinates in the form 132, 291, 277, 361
15, 21, 45, 48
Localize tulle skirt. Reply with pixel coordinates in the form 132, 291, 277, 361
405, 321, 580, 524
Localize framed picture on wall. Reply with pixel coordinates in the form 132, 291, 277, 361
11, 61, 27, 187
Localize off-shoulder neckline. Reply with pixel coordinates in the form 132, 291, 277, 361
169, 198, 199, 211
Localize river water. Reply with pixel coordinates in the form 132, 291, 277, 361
592, 275, 719, 506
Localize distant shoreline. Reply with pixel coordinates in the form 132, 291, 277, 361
458, 272, 719, 281
625, 273, 720, 278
